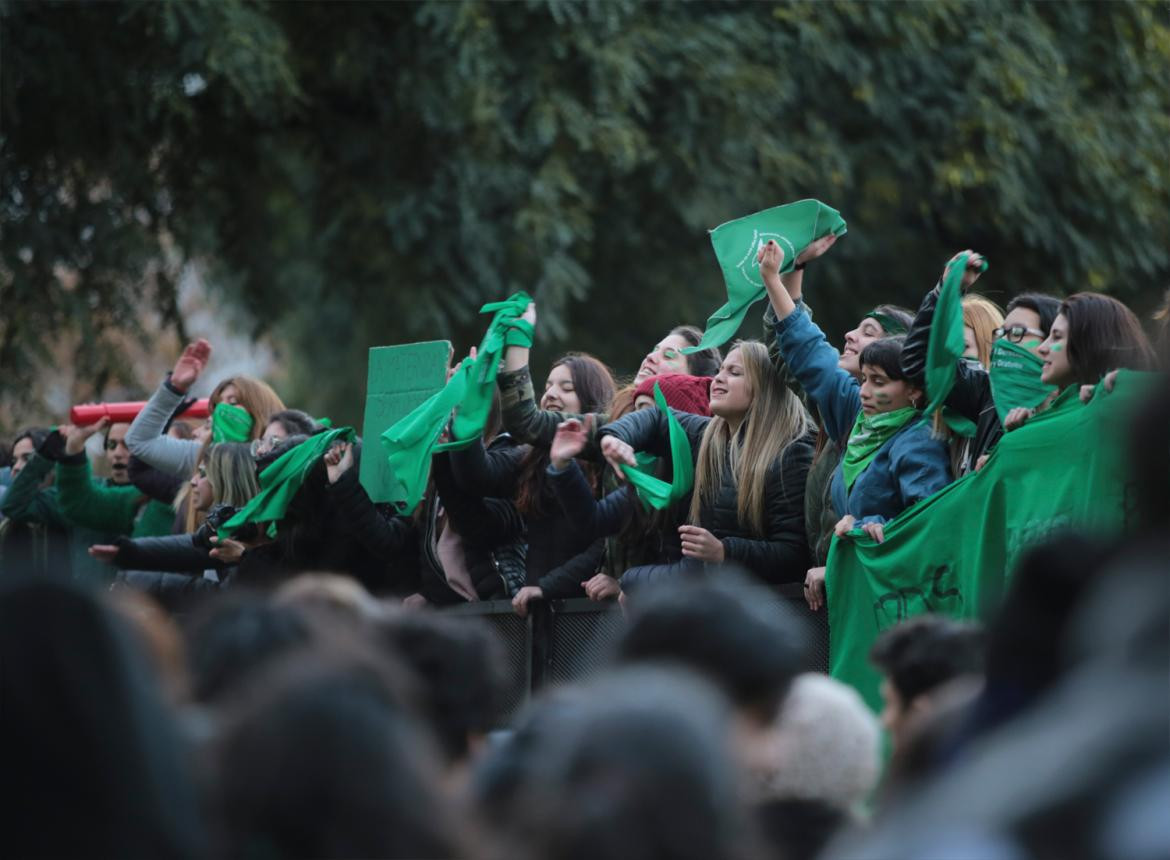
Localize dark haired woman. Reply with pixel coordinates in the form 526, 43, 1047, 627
450, 352, 617, 614
1005, 292, 1156, 432
759, 240, 951, 609
902, 250, 1065, 475
495, 303, 721, 456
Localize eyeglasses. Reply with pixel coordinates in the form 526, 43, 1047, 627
250, 435, 284, 456
994, 325, 1046, 344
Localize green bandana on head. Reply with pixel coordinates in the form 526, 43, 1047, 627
841, 407, 918, 489
988, 339, 1057, 425
212, 402, 254, 444
620, 382, 695, 509
688, 199, 848, 353
863, 310, 909, 336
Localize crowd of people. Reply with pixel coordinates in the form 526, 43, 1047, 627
2, 237, 1167, 858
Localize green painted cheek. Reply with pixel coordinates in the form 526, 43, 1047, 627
874, 392, 892, 405
1050, 343, 1064, 353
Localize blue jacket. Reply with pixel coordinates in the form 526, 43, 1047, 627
773, 307, 951, 525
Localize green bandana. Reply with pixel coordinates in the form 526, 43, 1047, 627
212, 402, 254, 444
380, 292, 532, 513
687, 199, 847, 353
988, 339, 1057, 425
841, 407, 918, 489
863, 310, 909, 336
219, 427, 356, 539
921, 252, 987, 438
619, 382, 695, 509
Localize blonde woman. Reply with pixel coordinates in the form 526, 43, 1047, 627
961, 295, 1005, 369
597, 340, 815, 588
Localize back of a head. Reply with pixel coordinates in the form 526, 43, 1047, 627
268, 408, 320, 437
490, 667, 750, 860
615, 573, 808, 722
212, 646, 452, 860
765, 673, 881, 811
870, 614, 985, 706
183, 592, 315, 704
377, 609, 507, 764
1, 581, 205, 860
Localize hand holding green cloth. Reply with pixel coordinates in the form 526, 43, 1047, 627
988, 339, 1057, 424
620, 382, 695, 509
212, 402, 254, 443
218, 427, 356, 539
825, 372, 1154, 712
380, 292, 532, 513
840, 407, 919, 489
922, 252, 986, 437
687, 199, 847, 354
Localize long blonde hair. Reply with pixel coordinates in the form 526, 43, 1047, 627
688, 341, 814, 536
962, 294, 1004, 369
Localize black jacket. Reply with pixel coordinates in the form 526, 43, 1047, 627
110, 534, 224, 611
448, 438, 604, 596
901, 285, 1002, 475
599, 408, 813, 587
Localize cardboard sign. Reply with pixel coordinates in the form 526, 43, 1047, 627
359, 340, 451, 503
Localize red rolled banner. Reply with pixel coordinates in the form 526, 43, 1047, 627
69, 399, 210, 426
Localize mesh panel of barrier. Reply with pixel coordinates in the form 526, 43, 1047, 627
444, 600, 531, 723
546, 600, 627, 686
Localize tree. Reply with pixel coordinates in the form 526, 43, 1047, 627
3, 0, 1167, 429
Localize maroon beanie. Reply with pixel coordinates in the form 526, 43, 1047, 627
634, 374, 712, 417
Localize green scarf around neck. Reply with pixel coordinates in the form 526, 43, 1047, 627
988, 339, 1057, 425
212, 402, 254, 444
841, 407, 918, 489
619, 382, 695, 509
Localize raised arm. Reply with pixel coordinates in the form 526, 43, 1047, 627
0, 453, 68, 528
902, 251, 992, 422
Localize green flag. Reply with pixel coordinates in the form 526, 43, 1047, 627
380, 292, 532, 513
219, 427, 356, 539
825, 373, 1151, 712
688, 199, 847, 353
922, 252, 986, 437
620, 382, 695, 509
359, 341, 451, 504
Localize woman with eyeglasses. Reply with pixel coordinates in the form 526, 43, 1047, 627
1003, 292, 1156, 432
902, 251, 1063, 476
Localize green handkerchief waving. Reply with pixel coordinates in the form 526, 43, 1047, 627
620, 382, 695, 509
219, 427, 356, 539
380, 291, 533, 514
923, 252, 984, 437
688, 199, 847, 353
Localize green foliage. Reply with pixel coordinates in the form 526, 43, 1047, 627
3, 0, 1168, 427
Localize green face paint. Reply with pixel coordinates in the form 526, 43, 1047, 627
1049, 343, 1064, 352
212, 402, 255, 444
989, 340, 1057, 424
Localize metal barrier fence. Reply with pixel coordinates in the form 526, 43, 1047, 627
445, 583, 829, 723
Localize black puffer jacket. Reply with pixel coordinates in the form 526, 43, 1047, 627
110, 534, 225, 611
599, 408, 813, 586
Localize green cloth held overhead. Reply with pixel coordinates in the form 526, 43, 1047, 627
620, 382, 695, 509
988, 340, 1057, 425
688, 199, 847, 353
825, 373, 1152, 712
840, 407, 918, 490
380, 292, 533, 513
212, 402, 255, 444
922, 252, 987, 437
219, 427, 356, 539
